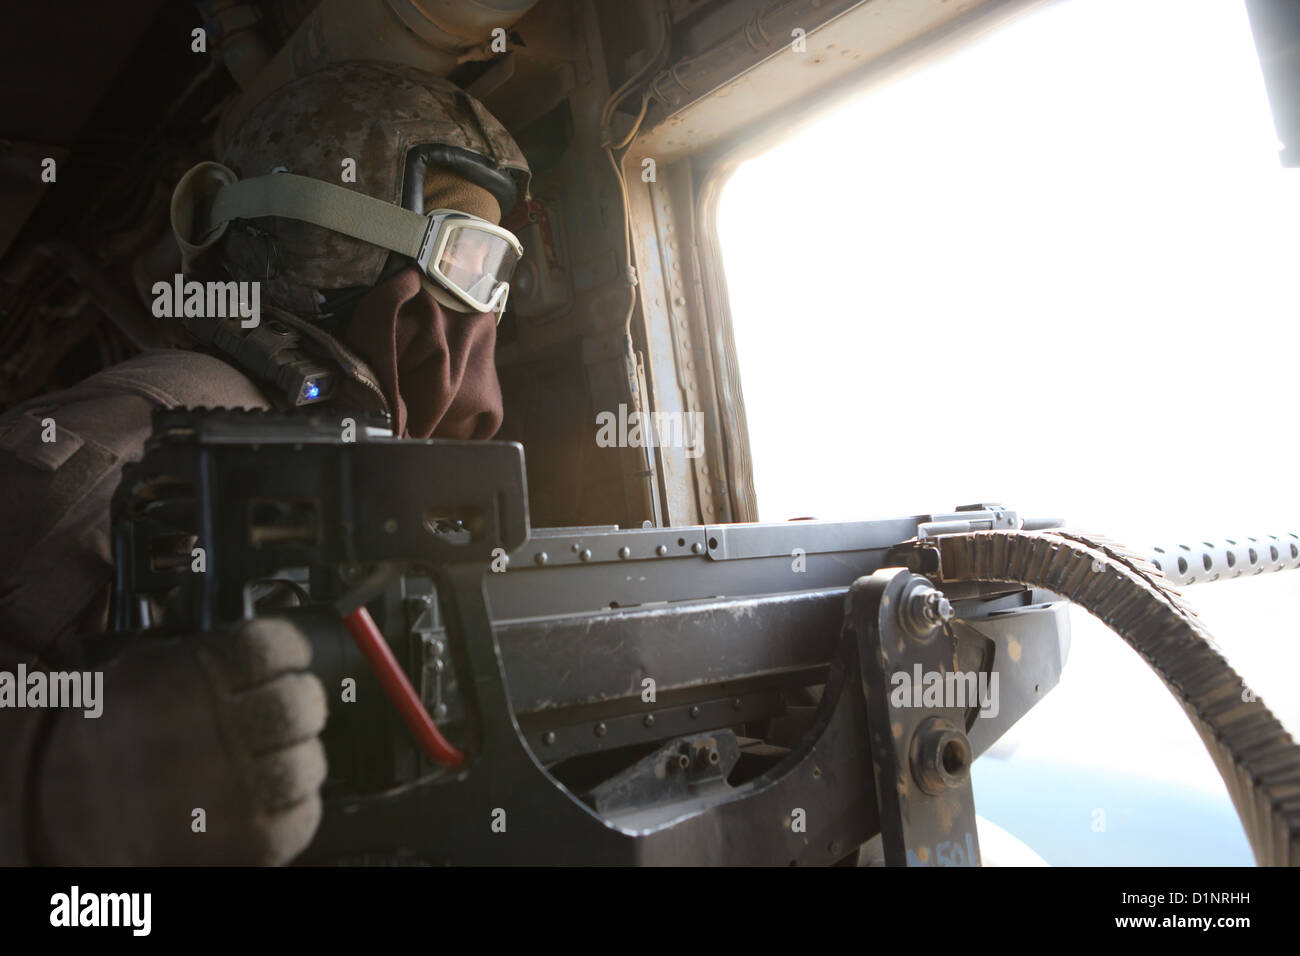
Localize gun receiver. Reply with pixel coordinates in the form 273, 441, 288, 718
101, 408, 1088, 865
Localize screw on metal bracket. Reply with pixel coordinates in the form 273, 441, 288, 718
898, 581, 955, 640
422, 633, 447, 724
697, 745, 720, 768
909, 717, 972, 795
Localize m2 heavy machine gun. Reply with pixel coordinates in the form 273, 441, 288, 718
108, 409, 1300, 866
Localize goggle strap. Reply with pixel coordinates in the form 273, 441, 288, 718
205, 172, 517, 315
207, 173, 432, 263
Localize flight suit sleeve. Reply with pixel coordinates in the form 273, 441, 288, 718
0, 390, 161, 863
0, 349, 271, 863
0, 645, 56, 865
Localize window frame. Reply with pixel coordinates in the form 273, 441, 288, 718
620, 0, 1050, 523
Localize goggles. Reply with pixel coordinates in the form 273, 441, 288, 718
416, 210, 523, 315
172, 162, 524, 319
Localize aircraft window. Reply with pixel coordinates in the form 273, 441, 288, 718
717, 0, 1300, 865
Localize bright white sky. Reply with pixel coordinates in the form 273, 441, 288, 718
719, 0, 1300, 858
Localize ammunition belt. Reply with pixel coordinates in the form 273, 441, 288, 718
934, 530, 1300, 866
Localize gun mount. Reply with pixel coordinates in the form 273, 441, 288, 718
108, 409, 1300, 865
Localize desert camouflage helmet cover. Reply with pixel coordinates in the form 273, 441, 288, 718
218, 61, 530, 315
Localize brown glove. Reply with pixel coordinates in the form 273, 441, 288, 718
34, 618, 328, 865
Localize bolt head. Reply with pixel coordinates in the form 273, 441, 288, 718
901, 581, 955, 639
923, 592, 954, 624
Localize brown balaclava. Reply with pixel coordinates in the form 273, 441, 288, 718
341, 168, 504, 440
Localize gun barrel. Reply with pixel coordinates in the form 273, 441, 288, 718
1148, 534, 1300, 587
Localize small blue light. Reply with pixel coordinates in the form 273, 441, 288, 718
303, 380, 320, 401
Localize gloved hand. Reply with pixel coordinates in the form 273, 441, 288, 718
34, 617, 328, 865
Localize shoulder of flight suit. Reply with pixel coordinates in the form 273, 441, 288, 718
0, 350, 269, 865
0, 349, 271, 659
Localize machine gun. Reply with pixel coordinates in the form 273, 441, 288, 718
108, 408, 1300, 866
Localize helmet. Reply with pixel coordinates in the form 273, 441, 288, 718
214, 60, 531, 316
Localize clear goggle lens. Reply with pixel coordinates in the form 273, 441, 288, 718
426, 215, 522, 314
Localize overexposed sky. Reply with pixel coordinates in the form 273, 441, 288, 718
718, 0, 1300, 859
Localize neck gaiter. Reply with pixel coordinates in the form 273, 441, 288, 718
342, 266, 503, 439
